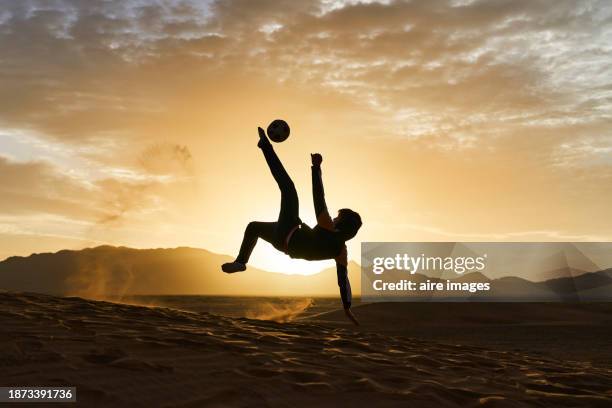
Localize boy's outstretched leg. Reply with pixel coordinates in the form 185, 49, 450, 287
257, 127, 293, 192
257, 127, 300, 236
222, 221, 276, 273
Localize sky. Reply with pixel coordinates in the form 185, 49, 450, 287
0, 0, 611, 274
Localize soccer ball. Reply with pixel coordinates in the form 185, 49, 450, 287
266, 119, 290, 143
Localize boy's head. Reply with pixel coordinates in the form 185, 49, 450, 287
333, 208, 362, 240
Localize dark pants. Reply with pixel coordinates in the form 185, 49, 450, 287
235, 144, 300, 264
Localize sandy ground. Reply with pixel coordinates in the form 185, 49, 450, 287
1, 292, 612, 407
306, 302, 612, 368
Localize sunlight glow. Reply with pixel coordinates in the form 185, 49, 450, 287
249, 241, 335, 276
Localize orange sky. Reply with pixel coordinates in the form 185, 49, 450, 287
1, 0, 611, 274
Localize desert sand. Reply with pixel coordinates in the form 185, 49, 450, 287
307, 302, 612, 367
1, 292, 611, 407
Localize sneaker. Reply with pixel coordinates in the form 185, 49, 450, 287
222, 262, 247, 273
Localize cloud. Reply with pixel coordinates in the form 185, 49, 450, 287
0, 0, 609, 150
0, 150, 194, 241
0, 155, 97, 217
0, 0, 611, 258
139, 143, 192, 176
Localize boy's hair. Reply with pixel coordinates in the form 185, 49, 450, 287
336, 208, 362, 240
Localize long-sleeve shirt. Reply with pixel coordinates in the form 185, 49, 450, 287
285, 165, 352, 308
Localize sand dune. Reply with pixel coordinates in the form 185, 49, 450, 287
2, 292, 611, 407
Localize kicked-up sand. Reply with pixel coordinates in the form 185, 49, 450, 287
1, 292, 611, 407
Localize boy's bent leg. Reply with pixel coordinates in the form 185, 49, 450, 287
235, 221, 277, 264
222, 262, 246, 273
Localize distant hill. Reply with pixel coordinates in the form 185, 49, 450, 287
537, 269, 612, 301
0, 246, 359, 300
486, 276, 555, 299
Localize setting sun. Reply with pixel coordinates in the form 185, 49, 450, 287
2, 2, 612, 407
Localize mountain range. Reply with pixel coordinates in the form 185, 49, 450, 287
1, 245, 611, 301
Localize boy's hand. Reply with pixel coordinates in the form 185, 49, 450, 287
344, 308, 359, 326
311, 153, 323, 167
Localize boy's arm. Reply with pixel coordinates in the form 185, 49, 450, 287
337, 262, 351, 309
311, 154, 334, 230
336, 247, 358, 325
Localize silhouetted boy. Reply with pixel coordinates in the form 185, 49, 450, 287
222, 127, 362, 325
